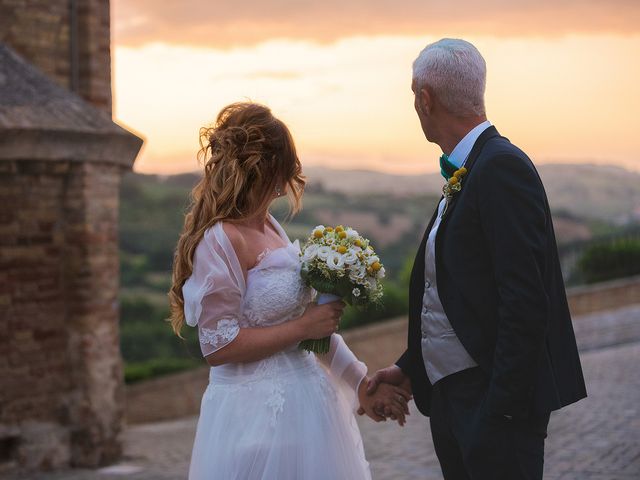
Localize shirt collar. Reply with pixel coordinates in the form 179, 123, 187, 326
447, 120, 492, 169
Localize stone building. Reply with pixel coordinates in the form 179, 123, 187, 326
0, 0, 142, 471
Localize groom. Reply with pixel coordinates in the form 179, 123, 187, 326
364, 39, 587, 479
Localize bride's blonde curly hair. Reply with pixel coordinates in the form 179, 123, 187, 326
168, 102, 305, 336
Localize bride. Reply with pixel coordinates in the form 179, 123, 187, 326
169, 102, 411, 480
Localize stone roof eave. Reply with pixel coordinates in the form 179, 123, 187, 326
0, 127, 143, 168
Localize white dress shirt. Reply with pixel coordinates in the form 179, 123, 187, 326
421, 120, 492, 385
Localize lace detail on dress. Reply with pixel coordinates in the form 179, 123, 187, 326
255, 247, 272, 265
255, 357, 286, 427
243, 268, 313, 327
266, 382, 285, 427
199, 318, 240, 347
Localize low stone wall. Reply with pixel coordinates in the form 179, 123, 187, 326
125, 367, 208, 427
124, 276, 640, 425
566, 275, 640, 317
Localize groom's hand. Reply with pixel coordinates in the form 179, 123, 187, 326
357, 377, 411, 425
357, 366, 412, 425
367, 365, 412, 396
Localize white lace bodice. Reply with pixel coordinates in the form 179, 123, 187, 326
194, 242, 313, 351
242, 243, 314, 328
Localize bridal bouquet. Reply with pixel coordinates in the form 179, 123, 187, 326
298, 225, 385, 354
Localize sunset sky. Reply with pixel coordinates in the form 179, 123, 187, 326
111, 0, 640, 175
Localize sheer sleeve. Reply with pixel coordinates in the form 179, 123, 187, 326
316, 334, 367, 411
182, 224, 245, 357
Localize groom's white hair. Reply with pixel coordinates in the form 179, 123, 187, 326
413, 38, 486, 117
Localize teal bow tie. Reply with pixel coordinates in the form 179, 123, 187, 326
440, 153, 458, 180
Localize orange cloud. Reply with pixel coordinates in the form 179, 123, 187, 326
113, 0, 640, 48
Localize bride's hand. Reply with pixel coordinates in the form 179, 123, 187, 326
297, 301, 345, 340
358, 378, 412, 426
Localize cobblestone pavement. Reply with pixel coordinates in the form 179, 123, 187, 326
5, 305, 640, 480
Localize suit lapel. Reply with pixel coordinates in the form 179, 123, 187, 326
439, 126, 500, 223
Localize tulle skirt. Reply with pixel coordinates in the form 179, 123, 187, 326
188, 350, 372, 480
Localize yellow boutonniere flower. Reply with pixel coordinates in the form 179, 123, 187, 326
443, 167, 467, 201
454, 167, 467, 178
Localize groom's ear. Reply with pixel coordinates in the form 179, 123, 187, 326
418, 86, 433, 116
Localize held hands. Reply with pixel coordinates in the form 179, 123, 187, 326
298, 300, 345, 340
357, 365, 413, 426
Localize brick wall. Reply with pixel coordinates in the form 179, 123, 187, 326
0, 0, 112, 113
76, 0, 112, 113
0, 160, 125, 469
0, 1, 141, 471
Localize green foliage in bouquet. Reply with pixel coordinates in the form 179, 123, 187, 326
300, 267, 379, 308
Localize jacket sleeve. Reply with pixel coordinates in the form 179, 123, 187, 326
395, 349, 413, 375
476, 154, 550, 419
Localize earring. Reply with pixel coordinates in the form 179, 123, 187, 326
275, 186, 283, 197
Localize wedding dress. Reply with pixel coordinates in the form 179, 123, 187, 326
182, 214, 372, 480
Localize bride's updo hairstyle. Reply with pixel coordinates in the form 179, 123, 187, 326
169, 102, 305, 335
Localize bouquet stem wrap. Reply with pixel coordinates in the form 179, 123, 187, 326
298, 293, 341, 354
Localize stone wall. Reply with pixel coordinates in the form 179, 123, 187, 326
0, 0, 112, 113
567, 275, 640, 317
0, 160, 126, 469
124, 276, 640, 425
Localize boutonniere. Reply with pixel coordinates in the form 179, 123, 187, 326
442, 166, 468, 200
442, 167, 467, 216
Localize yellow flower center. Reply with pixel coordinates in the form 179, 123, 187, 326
338, 231, 347, 239
324, 227, 334, 232
354, 239, 362, 247
313, 230, 323, 239
337, 245, 347, 254
335, 225, 344, 232
371, 262, 381, 271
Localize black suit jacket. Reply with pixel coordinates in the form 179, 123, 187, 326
397, 126, 587, 419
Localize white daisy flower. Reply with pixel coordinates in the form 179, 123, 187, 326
312, 225, 325, 239
301, 244, 319, 262
352, 287, 361, 297
342, 250, 358, 265
367, 255, 380, 265
317, 246, 332, 260
352, 265, 367, 280
326, 251, 346, 270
